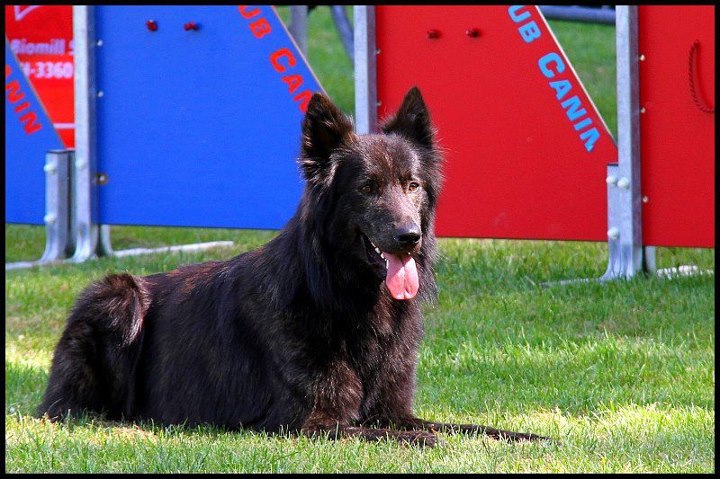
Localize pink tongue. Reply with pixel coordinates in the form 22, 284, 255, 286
384, 253, 419, 300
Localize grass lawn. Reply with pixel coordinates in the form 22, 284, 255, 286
5, 7, 715, 474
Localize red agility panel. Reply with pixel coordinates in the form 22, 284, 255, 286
5, 5, 75, 148
638, 6, 715, 248
376, 6, 617, 241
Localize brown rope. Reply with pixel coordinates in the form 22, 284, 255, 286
688, 40, 714, 114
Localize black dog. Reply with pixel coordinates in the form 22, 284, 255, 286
38, 87, 546, 446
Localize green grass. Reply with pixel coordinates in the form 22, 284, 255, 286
5, 231, 715, 473
5, 8, 714, 474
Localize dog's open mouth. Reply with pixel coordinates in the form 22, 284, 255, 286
362, 234, 419, 301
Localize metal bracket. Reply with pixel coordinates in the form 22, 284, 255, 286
601, 163, 649, 280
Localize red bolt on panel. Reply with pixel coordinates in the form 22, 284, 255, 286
146, 20, 158, 31
466, 28, 480, 37
426, 29, 441, 39
184, 22, 199, 31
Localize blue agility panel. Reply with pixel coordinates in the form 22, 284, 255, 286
94, 6, 323, 229
5, 40, 64, 225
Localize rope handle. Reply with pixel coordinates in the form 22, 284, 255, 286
688, 40, 714, 114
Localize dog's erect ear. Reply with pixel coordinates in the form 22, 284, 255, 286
381, 86, 434, 149
300, 93, 354, 184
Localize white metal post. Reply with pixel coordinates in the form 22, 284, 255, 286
601, 5, 644, 279
71, 5, 99, 262
354, 6, 377, 134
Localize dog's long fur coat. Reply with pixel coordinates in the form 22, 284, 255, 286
38, 87, 545, 446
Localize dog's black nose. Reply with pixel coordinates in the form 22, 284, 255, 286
395, 225, 421, 247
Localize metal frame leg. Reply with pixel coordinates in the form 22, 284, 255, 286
288, 6, 354, 63
331, 6, 354, 63
6, 150, 73, 271
71, 5, 99, 263
97, 224, 114, 256
601, 170, 657, 281
289, 6, 308, 57
354, 6, 377, 135
543, 7, 645, 286
39, 150, 72, 263
601, 6, 644, 280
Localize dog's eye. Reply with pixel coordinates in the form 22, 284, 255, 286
408, 182, 420, 192
360, 183, 375, 194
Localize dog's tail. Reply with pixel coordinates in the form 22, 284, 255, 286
37, 273, 151, 421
